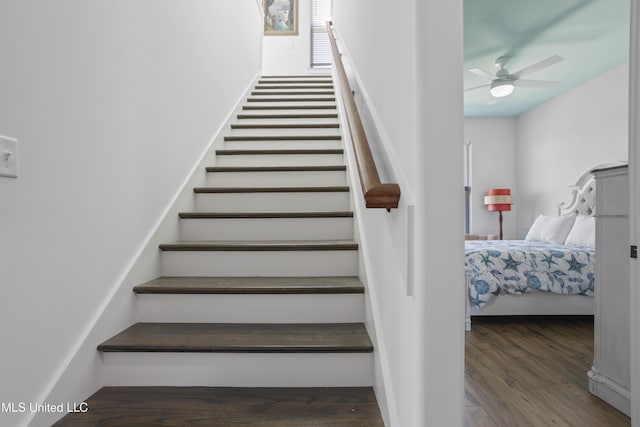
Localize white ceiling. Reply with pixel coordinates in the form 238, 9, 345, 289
464, 0, 630, 117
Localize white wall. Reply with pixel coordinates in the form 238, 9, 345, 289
516, 63, 629, 236
334, 1, 465, 426
262, 0, 314, 74
331, 1, 417, 189
0, 2, 262, 426
628, 2, 640, 424
464, 118, 518, 239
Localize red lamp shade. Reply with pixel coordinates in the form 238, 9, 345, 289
484, 188, 514, 212
484, 189, 514, 240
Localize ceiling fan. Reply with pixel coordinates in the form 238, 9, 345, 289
465, 55, 564, 100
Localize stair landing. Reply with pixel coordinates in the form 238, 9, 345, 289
53, 386, 384, 426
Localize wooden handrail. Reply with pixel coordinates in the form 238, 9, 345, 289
327, 21, 401, 210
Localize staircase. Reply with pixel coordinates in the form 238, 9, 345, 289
55, 75, 384, 426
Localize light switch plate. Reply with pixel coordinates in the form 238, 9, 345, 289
0, 135, 18, 178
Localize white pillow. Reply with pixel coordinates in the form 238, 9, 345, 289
525, 214, 576, 244
564, 215, 595, 247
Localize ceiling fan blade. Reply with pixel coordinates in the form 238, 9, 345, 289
468, 68, 495, 79
514, 79, 562, 88
464, 83, 491, 92
513, 55, 564, 78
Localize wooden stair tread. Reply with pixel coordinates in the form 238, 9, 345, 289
178, 211, 353, 219
97, 323, 373, 353
223, 135, 341, 141
258, 80, 333, 85
247, 97, 336, 102
53, 386, 384, 426
243, 104, 337, 110
251, 90, 335, 95
215, 148, 343, 155
257, 79, 333, 85
230, 123, 339, 129
206, 165, 346, 172
159, 240, 358, 251
133, 276, 364, 294
193, 186, 349, 193
262, 74, 332, 77
254, 84, 334, 89
237, 113, 338, 119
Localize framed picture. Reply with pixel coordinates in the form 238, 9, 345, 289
263, 0, 298, 36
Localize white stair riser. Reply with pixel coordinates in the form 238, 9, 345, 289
237, 108, 337, 117
161, 250, 358, 276
247, 95, 335, 102
194, 192, 350, 212
206, 170, 346, 187
258, 79, 334, 82
256, 86, 333, 89
135, 294, 364, 323
215, 154, 344, 166
252, 88, 335, 93
254, 87, 334, 91
102, 353, 372, 387
242, 101, 336, 109
222, 139, 342, 149
249, 91, 334, 95
227, 127, 340, 137
232, 118, 339, 126
180, 217, 353, 240
260, 76, 331, 80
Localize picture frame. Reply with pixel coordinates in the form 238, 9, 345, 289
263, 0, 298, 36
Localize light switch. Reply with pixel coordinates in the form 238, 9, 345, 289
0, 136, 18, 178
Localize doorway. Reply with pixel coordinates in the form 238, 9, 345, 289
462, 0, 634, 424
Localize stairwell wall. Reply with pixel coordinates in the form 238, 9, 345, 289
262, 0, 314, 75
0, 2, 261, 426
333, 1, 465, 426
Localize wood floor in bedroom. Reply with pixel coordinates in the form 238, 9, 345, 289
464, 316, 630, 427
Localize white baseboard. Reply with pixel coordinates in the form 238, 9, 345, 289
588, 367, 631, 416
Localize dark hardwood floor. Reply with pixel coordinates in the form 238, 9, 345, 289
465, 316, 631, 427
53, 387, 384, 426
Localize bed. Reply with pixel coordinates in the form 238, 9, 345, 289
465, 169, 597, 331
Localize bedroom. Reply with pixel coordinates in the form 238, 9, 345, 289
462, 0, 631, 425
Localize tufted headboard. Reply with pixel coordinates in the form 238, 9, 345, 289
557, 162, 626, 216
557, 173, 596, 216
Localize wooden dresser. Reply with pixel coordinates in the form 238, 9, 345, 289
589, 164, 630, 415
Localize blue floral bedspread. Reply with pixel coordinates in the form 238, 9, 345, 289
465, 240, 595, 308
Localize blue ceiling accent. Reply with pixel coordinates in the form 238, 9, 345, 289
464, 0, 630, 117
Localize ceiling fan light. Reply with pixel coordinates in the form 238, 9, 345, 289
489, 81, 515, 98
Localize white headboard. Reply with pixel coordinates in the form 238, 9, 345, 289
557, 171, 596, 216
557, 162, 626, 216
